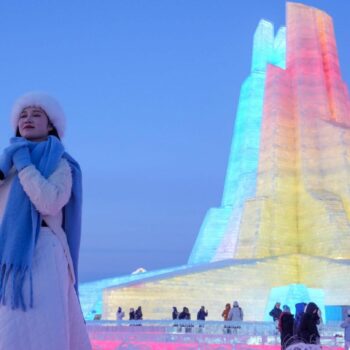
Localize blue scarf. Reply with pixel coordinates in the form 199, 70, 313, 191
0, 136, 82, 310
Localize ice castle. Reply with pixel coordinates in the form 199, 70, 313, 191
80, 2, 350, 321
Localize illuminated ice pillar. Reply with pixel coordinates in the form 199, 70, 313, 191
286, 3, 350, 260
188, 21, 286, 264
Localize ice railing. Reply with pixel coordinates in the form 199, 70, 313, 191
87, 320, 345, 347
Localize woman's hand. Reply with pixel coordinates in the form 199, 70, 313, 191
12, 147, 32, 171
0, 139, 28, 177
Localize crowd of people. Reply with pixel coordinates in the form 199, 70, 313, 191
269, 301, 324, 349
115, 306, 143, 321
114, 301, 350, 349
269, 301, 350, 350
170, 301, 243, 322
115, 301, 243, 323
172, 306, 209, 321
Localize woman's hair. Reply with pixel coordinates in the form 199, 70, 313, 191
305, 302, 318, 314
16, 126, 60, 140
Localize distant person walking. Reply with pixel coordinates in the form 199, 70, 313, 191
278, 305, 294, 349
116, 307, 125, 320
293, 302, 307, 335
129, 308, 135, 320
227, 301, 243, 334
135, 306, 143, 320
222, 303, 231, 321
270, 302, 282, 333
179, 307, 191, 320
340, 309, 350, 350
270, 302, 282, 322
297, 302, 321, 344
222, 303, 232, 334
179, 307, 192, 333
228, 301, 243, 321
197, 306, 208, 321
172, 307, 179, 320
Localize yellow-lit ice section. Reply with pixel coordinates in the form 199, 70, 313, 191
100, 3, 350, 321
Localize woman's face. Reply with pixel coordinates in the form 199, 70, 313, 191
18, 106, 53, 142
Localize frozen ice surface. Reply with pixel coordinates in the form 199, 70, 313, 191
87, 321, 344, 350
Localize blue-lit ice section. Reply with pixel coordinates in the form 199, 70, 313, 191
188, 21, 286, 264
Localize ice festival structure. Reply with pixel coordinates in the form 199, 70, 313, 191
81, 2, 350, 321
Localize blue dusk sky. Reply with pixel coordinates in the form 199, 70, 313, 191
0, 1, 349, 282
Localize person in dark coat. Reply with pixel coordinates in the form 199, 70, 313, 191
129, 308, 135, 320
197, 306, 208, 321
178, 307, 192, 333
179, 307, 191, 320
297, 302, 321, 344
293, 302, 307, 335
269, 302, 282, 322
135, 306, 143, 320
172, 307, 179, 320
278, 305, 295, 349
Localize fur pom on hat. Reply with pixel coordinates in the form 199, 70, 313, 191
11, 92, 66, 138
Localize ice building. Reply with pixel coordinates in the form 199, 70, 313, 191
80, 2, 350, 321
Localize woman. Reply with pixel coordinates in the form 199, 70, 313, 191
297, 302, 321, 344
116, 306, 125, 320
0, 92, 91, 350
222, 303, 232, 334
222, 303, 231, 321
178, 307, 192, 333
278, 305, 294, 349
179, 307, 191, 320
135, 306, 143, 320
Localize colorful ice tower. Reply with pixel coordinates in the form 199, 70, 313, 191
81, 2, 350, 321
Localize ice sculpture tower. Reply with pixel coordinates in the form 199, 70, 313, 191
190, 1, 350, 264
81, 2, 350, 321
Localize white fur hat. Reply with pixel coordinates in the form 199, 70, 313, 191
11, 92, 66, 138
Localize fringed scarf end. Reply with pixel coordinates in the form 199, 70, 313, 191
0, 263, 31, 311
